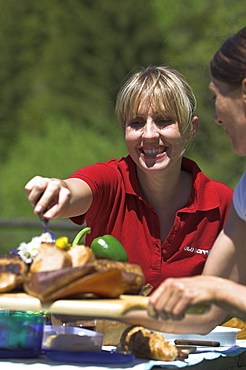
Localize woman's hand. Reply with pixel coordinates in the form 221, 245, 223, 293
25, 176, 71, 219
147, 276, 219, 321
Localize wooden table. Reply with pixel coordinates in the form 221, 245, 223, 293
1, 293, 246, 369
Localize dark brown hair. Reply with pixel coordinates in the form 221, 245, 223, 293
210, 27, 246, 84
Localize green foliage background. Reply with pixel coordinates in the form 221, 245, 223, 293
0, 0, 245, 250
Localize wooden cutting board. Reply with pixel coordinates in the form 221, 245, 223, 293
0, 292, 209, 318
0, 293, 149, 317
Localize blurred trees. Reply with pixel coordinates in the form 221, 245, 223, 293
0, 0, 165, 218
152, 0, 246, 185
0, 0, 164, 161
0, 0, 245, 222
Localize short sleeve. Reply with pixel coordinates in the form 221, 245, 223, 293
233, 171, 246, 221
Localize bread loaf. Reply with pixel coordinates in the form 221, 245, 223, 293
0, 257, 28, 292
96, 320, 130, 346
30, 243, 72, 272
120, 325, 187, 361
94, 259, 144, 294
68, 245, 95, 267
24, 259, 145, 301
24, 263, 96, 299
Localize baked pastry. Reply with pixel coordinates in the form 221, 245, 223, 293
68, 245, 95, 267
96, 320, 130, 346
0, 257, 28, 292
120, 325, 188, 361
30, 243, 72, 272
24, 259, 144, 301
94, 259, 145, 294
24, 263, 97, 300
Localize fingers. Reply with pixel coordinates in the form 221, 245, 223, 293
25, 176, 70, 219
147, 278, 193, 321
25, 176, 48, 207
43, 184, 71, 219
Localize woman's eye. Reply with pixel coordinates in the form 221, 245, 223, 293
128, 120, 144, 129
157, 119, 173, 126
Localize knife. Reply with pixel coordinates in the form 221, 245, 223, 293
175, 339, 220, 347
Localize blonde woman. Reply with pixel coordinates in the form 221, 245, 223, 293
25, 66, 232, 291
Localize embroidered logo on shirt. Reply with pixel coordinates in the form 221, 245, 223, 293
184, 246, 210, 256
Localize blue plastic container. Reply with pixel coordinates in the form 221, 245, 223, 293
0, 310, 45, 354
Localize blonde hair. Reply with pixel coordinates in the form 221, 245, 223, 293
115, 65, 196, 143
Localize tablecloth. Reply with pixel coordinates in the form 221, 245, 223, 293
1, 340, 246, 369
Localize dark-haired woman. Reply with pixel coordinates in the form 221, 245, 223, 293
148, 27, 246, 323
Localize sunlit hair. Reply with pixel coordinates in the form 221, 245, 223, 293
210, 27, 246, 85
115, 65, 197, 145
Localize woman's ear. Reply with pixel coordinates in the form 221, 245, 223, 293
191, 116, 199, 138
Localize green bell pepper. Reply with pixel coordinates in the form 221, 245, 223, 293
91, 235, 128, 262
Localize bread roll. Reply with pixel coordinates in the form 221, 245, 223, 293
30, 243, 72, 272
96, 320, 130, 346
120, 325, 182, 361
0, 272, 19, 293
0, 257, 28, 292
68, 245, 95, 267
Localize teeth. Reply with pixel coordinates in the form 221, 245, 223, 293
142, 148, 164, 156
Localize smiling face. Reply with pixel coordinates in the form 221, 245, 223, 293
209, 77, 246, 156
125, 103, 191, 173
116, 66, 198, 172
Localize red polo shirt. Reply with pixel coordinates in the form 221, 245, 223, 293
70, 156, 233, 290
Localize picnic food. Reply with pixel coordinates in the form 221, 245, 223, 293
24, 259, 144, 301
120, 325, 188, 361
0, 257, 28, 293
68, 245, 95, 267
73, 227, 129, 262
23, 228, 143, 300
2, 227, 144, 299
94, 259, 143, 294
96, 320, 130, 345
30, 243, 72, 273
91, 235, 128, 262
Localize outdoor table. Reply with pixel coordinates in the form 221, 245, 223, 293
1, 293, 246, 369
1, 341, 246, 369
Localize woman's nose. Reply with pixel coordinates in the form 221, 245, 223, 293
214, 113, 223, 125
142, 121, 159, 138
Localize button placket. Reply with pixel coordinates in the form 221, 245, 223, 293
162, 219, 180, 260
173, 225, 179, 232
161, 246, 167, 261
151, 241, 162, 270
